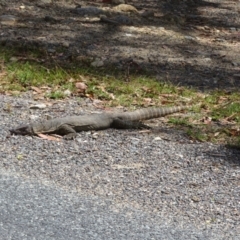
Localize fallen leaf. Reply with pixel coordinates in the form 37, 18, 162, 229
214, 132, 220, 137
85, 93, 94, 100
75, 82, 87, 92
37, 133, 62, 141
63, 89, 72, 96
31, 86, 43, 93
33, 95, 45, 100
201, 116, 212, 124
17, 154, 24, 160
217, 96, 229, 104
160, 94, 176, 98
40, 86, 51, 90
225, 113, 237, 122
191, 196, 200, 202
143, 98, 152, 104
9, 57, 18, 62
29, 103, 47, 109
109, 93, 115, 99
229, 128, 240, 137
10, 90, 21, 95
97, 85, 115, 99
161, 100, 174, 105
92, 99, 105, 108
91, 58, 104, 67
141, 86, 151, 92
79, 75, 89, 82
68, 78, 75, 83
92, 99, 103, 105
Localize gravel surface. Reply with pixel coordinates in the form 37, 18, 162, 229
0, 169, 224, 240
1, 94, 240, 239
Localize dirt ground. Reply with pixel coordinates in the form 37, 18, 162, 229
0, 0, 240, 90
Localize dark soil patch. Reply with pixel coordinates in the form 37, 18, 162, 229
0, 0, 239, 90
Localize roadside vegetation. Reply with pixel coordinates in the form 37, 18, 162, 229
0, 47, 239, 148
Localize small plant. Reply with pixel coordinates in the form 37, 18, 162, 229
187, 128, 208, 142
212, 102, 240, 122
168, 117, 190, 126
47, 91, 65, 99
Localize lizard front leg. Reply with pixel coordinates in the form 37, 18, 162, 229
54, 124, 77, 139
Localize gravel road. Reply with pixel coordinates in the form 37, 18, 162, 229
0, 94, 239, 239
0, 169, 222, 240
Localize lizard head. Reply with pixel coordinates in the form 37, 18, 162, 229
9, 124, 34, 136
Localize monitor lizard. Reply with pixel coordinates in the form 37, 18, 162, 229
10, 105, 190, 139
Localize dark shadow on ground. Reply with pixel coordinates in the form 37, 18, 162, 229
0, 0, 239, 90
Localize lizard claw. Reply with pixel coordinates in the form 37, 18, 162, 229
63, 133, 77, 140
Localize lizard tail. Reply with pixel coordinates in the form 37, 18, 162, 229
118, 105, 189, 121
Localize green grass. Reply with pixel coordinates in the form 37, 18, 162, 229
0, 46, 240, 148
46, 91, 66, 99
6, 62, 68, 87
168, 117, 190, 126
187, 128, 208, 142
212, 102, 240, 122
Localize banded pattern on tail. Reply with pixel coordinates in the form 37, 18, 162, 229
116, 106, 189, 121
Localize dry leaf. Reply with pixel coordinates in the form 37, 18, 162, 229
97, 85, 115, 99
214, 132, 220, 137
92, 99, 104, 108
10, 90, 20, 95
85, 93, 94, 100
143, 98, 152, 104
229, 128, 240, 137
217, 96, 229, 104
33, 95, 45, 100
225, 113, 237, 122
79, 75, 88, 81
75, 82, 87, 92
68, 78, 75, 83
141, 86, 150, 92
143, 100, 156, 106
40, 86, 51, 90
0, 71, 7, 78
37, 133, 62, 141
160, 94, 175, 98
201, 116, 212, 124
31, 86, 43, 93
92, 99, 103, 105
109, 93, 115, 99
161, 100, 173, 105
29, 103, 47, 109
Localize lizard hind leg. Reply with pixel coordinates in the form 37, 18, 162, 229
112, 118, 151, 129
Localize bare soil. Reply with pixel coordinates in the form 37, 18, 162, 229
0, 0, 240, 90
